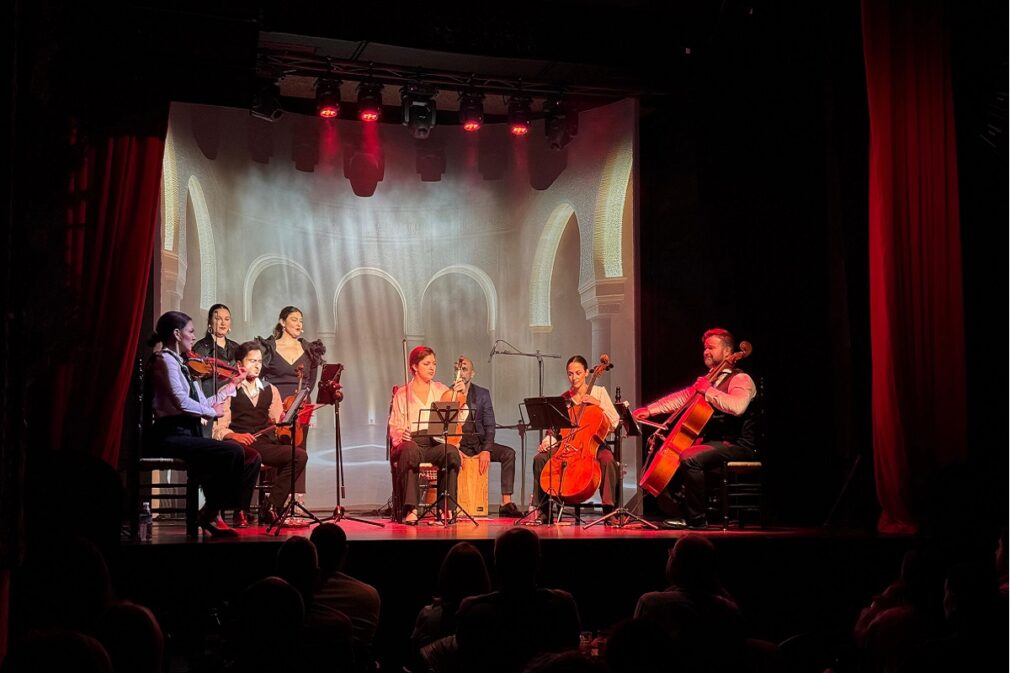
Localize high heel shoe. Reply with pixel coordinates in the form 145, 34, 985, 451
232, 510, 250, 528
198, 507, 238, 538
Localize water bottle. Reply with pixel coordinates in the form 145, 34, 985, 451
139, 502, 153, 542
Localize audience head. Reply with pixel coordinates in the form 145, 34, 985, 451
232, 578, 304, 670
21, 534, 114, 634
666, 534, 721, 593
275, 537, 320, 603
494, 527, 540, 592
96, 602, 164, 673
310, 523, 349, 576
437, 542, 491, 608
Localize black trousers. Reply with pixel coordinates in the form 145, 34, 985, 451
667, 441, 756, 523
251, 438, 308, 509
153, 417, 261, 512
393, 436, 460, 508
459, 442, 516, 495
533, 447, 618, 509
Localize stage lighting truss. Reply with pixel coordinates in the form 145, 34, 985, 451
401, 83, 438, 139
315, 78, 342, 119
544, 96, 579, 150
357, 81, 384, 122
459, 91, 484, 132
508, 95, 532, 136
250, 81, 284, 122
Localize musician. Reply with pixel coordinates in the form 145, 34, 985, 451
256, 306, 325, 501
389, 346, 464, 524
146, 311, 261, 537
192, 303, 240, 398
258, 306, 325, 399
213, 341, 309, 526
533, 355, 620, 524
454, 356, 521, 517
633, 328, 758, 529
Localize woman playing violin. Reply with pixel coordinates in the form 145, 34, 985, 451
388, 346, 466, 524
532, 355, 620, 524
192, 304, 240, 397
147, 311, 262, 537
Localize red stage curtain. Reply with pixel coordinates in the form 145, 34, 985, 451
49, 114, 167, 467
861, 0, 967, 533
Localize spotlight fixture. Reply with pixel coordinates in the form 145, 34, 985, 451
508, 95, 532, 136
250, 82, 284, 122
401, 83, 438, 139
357, 81, 384, 122
315, 79, 342, 119
459, 91, 484, 132
544, 96, 579, 150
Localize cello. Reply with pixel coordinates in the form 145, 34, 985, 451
638, 341, 753, 497
539, 355, 614, 504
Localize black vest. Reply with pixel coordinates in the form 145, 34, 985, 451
229, 384, 274, 434
701, 369, 759, 451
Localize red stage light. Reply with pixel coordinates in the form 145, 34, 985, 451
359, 110, 380, 122
510, 123, 529, 136
463, 120, 482, 132
318, 105, 339, 119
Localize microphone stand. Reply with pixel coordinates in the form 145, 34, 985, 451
318, 370, 384, 528
488, 340, 560, 443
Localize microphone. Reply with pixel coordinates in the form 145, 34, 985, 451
615, 386, 622, 402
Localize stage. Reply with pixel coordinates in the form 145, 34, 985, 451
118, 513, 911, 670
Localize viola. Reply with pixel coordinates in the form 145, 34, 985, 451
276, 364, 307, 446
638, 341, 753, 497
185, 352, 241, 379
439, 358, 467, 447
539, 354, 614, 504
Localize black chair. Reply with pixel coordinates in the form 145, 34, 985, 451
138, 457, 200, 538
718, 460, 765, 529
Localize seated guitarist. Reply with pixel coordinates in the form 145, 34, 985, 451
633, 328, 758, 530
213, 340, 309, 526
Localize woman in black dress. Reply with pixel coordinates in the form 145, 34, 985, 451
257, 306, 325, 500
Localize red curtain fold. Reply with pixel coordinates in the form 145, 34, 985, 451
49, 115, 167, 467
861, 0, 967, 533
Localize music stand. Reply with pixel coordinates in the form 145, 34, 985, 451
516, 396, 575, 526
584, 400, 658, 529
268, 388, 323, 535
317, 364, 384, 528
415, 402, 479, 528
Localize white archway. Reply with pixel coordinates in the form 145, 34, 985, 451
592, 141, 634, 279
528, 202, 579, 329
185, 175, 218, 309
423, 264, 498, 334
332, 267, 409, 334
243, 254, 324, 324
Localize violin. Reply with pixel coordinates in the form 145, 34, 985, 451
639, 341, 753, 497
540, 354, 614, 504
185, 351, 241, 379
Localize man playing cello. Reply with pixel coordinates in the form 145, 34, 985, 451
633, 328, 758, 529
